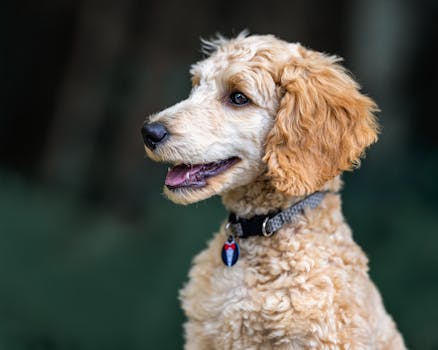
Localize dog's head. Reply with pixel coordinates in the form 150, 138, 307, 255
143, 33, 379, 204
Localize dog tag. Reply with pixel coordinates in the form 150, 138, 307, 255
221, 235, 240, 266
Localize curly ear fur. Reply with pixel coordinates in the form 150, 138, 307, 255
263, 48, 379, 196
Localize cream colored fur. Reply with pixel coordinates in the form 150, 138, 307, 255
145, 33, 406, 349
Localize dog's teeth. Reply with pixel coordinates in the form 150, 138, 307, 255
167, 167, 171, 172
185, 172, 190, 181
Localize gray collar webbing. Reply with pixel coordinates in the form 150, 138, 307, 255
227, 191, 328, 238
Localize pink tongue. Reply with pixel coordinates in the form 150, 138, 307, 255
165, 164, 203, 186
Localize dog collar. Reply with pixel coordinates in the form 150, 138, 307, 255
227, 191, 328, 238
221, 191, 328, 267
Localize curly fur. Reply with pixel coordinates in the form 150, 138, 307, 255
144, 33, 405, 349
264, 47, 379, 196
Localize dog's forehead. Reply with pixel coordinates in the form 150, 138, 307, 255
191, 48, 253, 81
191, 36, 301, 82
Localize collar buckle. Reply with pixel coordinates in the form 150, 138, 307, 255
262, 217, 274, 237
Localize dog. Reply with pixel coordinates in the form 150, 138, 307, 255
142, 32, 406, 349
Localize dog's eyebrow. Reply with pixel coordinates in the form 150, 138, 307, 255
224, 71, 264, 104
225, 72, 252, 93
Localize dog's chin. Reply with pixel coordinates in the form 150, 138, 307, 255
163, 184, 216, 205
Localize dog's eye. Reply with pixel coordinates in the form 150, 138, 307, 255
229, 92, 249, 106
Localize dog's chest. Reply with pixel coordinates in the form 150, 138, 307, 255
179, 230, 333, 347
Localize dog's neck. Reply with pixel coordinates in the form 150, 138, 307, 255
222, 175, 342, 218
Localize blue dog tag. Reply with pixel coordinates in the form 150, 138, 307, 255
221, 235, 240, 266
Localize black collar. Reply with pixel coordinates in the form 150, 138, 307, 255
227, 191, 328, 239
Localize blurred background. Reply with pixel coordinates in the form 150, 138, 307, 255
1, 0, 437, 349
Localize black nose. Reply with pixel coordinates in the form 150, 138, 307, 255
141, 122, 168, 150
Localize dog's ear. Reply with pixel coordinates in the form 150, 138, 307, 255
263, 48, 379, 196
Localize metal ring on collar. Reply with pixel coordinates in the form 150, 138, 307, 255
262, 217, 274, 237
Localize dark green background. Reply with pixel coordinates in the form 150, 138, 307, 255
1, 0, 437, 349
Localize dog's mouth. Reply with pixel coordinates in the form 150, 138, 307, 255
165, 157, 240, 190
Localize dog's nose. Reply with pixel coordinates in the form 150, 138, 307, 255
142, 122, 168, 150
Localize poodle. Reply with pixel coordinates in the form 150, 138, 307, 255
142, 33, 406, 349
